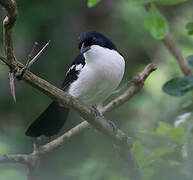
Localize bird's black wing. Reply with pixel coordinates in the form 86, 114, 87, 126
25, 54, 86, 137
62, 53, 86, 91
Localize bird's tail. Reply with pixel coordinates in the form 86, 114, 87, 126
25, 102, 69, 137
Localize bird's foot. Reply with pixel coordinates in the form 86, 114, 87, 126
106, 119, 118, 134
89, 105, 104, 117
89, 105, 118, 134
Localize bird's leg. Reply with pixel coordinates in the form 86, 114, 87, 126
89, 105, 118, 134
89, 105, 104, 117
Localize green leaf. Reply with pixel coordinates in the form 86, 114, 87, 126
188, 30, 193, 35
144, 147, 173, 166
186, 22, 193, 36
131, 141, 145, 168
162, 75, 193, 96
88, 0, 101, 8
156, 122, 184, 144
168, 125, 184, 144
157, 122, 172, 136
144, 4, 168, 40
186, 55, 193, 67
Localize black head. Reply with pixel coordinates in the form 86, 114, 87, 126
78, 31, 117, 53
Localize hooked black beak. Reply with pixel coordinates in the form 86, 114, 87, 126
81, 43, 91, 54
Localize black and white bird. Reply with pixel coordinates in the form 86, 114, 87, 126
26, 31, 125, 137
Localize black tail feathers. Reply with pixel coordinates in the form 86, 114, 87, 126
26, 102, 69, 137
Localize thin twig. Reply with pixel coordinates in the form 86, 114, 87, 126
26, 42, 39, 69
9, 72, 16, 102
28, 40, 51, 67
16, 42, 39, 80
162, 35, 192, 75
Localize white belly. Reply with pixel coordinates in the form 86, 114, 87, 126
68, 45, 125, 105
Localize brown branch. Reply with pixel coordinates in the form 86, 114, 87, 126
16, 41, 50, 80
0, 0, 18, 62
26, 42, 39, 69
0, 0, 18, 101
9, 71, 16, 102
28, 40, 51, 67
162, 35, 192, 75
0, 154, 29, 165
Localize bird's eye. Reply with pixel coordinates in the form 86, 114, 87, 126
92, 37, 97, 43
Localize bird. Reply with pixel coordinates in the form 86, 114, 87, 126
26, 31, 125, 137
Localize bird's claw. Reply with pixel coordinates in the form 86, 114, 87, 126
89, 105, 117, 134
89, 105, 104, 117
106, 119, 118, 134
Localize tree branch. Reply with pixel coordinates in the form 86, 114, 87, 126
0, 0, 18, 62
0, 154, 29, 165
162, 35, 192, 75
0, 0, 18, 101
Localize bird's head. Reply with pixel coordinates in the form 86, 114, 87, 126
78, 31, 117, 54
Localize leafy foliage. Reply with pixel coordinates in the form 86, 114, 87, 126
162, 76, 193, 96
144, 4, 168, 40
131, 119, 192, 180
131, 141, 145, 168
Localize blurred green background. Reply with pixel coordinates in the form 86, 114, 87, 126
1, 0, 193, 179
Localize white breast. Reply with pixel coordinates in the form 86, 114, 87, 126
68, 45, 125, 105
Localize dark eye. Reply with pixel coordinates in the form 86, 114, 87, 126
92, 37, 97, 43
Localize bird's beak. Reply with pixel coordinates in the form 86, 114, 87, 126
81, 43, 91, 54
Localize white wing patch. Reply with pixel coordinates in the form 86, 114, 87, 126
66, 65, 75, 75
75, 64, 83, 71
66, 64, 84, 76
